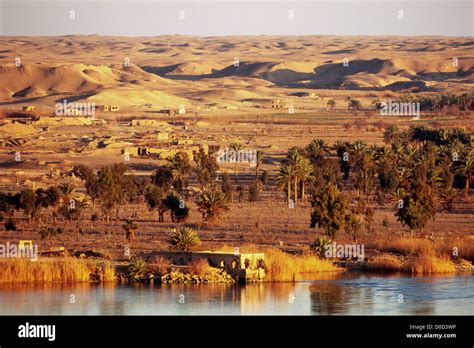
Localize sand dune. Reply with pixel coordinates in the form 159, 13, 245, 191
0, 35, 472, 112
0, 64, 103, 99
152, 61, 224, 76
0, 63, 176, 100
88, 89, 189, 109
192, 88, 261, 101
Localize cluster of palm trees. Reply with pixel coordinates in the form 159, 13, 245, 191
277, 125, 473, 233
227, 142, 265, 182
375, 92, 474, 112
381, 125, 473, 195
276, 142, 320, 205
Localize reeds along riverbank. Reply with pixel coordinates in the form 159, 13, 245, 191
367, 248, 459, 274
263, 248, 342, 281
365, 236, 474, 274
0, 257, 115, 283
0, 241, 469, 284
367, 237, 474, 262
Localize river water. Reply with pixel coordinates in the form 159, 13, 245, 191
0, 273, 472, 315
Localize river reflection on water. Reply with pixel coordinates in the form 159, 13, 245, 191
0, 273, 472, 315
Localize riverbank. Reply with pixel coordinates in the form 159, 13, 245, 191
0, 257, 115, 283
364, 237, 474, 274
0, 241, 472, 283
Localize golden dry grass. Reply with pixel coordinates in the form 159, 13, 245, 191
100, 263, 116, 282
435, 237, 474, 262
368, 236, 474, 260
367, 237, 432, 256
262, 248, 341, 282
404, 251, 456, 274
367, 250, 457, 274
367, 254, 404, 272
0, 257, 115, 283
367, 236, 470, 274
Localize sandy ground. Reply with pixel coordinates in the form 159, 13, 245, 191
0, 110, 473, 255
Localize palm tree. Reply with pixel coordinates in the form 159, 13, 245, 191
276, 163, 295, 205
122, 219, 138, 243
297, 158, 315, 202
306, 139, 330, 160
344, 96, 352, 109
286, 148, 304, 204
196, 190, 230, 222
167, 152, 191, 192
367, 144, 379, 158
377, 145, 393, 162
439, 128, 451, 146
427, 167, 443, 189
383, 125, 400, 144
332, 140, 351, 180
397, 167, 411, 188
332, 140, 349, 158
255, 150, 265, 180
229, 142, 243, 182
457, 150, 474, 195
168, 226, 201, 252
433, 95, 443, 112
351, 140, 367, 155
391, 141, 405, 159
58, 182, 76, 206
390, 187, 406, 209
326, 99, 336, 110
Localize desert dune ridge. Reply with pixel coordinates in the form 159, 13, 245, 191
0, 35, 473, 112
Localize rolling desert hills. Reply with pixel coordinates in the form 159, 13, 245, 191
0, 35, 473, 112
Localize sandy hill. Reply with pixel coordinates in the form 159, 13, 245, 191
146, 61, 224, 77
0, 35, 473, 111
0, 63, 175, 100
88, 89, 189, 109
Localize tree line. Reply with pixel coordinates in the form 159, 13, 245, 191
275, 125, 473, 240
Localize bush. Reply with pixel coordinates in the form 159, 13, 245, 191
310, 236, 332, 258
4, 218, 17, 231
148, 256, 171, 276
260, 170, 269, 188
196, 190, 230, 222
163, 193, 189, 223
221, 172, 233, 198
127, 258, 147, 281
39, 226, 63, 241
168, 226, 201, 252
248, 182, 260, 202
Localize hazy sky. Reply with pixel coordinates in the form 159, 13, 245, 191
0, 0, 473, 36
